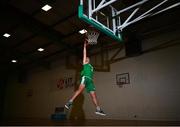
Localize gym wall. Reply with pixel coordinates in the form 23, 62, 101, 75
2, 28, 180, 121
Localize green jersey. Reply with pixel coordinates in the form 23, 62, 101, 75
80, 64, 94, 79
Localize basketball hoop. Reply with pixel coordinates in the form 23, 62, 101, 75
86, 27, 100, 45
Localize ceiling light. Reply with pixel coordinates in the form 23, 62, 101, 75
79, 29, 87, 34
42, 4, 52, 11
3, 33, 11, 38
11, 59, 17, 63
38, 48, 44, 52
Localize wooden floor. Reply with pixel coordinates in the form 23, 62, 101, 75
0, 119, 180, 126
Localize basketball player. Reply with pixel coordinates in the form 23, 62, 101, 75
65, 40, 106, 116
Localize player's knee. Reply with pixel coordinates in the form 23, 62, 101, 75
90, 93, 95, 98
77, 88, 83, 93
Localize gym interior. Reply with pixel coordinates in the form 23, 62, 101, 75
0, 0, 180, 126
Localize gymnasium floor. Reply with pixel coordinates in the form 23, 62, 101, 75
1, 118, 180, 126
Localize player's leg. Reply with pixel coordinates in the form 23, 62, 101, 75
89, 91, 106, 116
65, 84, 85, 109
70, 84, 85, 102
86, 78, 106, 116
65, 77, 86, 110
89, 91, 99, 107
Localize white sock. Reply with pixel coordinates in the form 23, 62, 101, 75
96, 106, 101, 111
69, 100, 73, 103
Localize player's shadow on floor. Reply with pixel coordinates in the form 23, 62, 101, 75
69, 69, 85, 120
69, 93, 85, 120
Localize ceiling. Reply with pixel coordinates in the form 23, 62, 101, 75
0, 0, 179, 74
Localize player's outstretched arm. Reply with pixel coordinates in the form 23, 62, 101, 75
83, 39, 87, 65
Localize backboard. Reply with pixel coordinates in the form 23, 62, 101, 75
78, 0, 123, 42
78, 0, 180, 42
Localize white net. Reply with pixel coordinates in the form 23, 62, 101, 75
86, 28, 100, 45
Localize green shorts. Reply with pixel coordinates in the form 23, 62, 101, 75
80, 76, 95, 93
